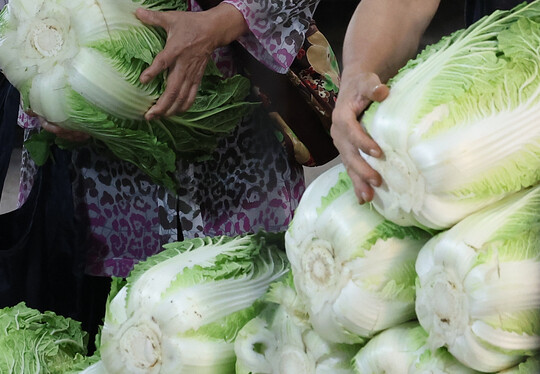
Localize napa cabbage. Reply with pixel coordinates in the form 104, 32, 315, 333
0, 0, 254, 191
0, 302, 88, 373
285, 163, 432, 344
234, 276, 359, 374
352, 322, 479, 374
86, 233, 289, 374
362, 1, 540, 230
415, 185, 540, 372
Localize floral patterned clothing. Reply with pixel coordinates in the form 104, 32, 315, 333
224, 0, 319, 73
17, 111, 39, 208
18, 0, 319, 277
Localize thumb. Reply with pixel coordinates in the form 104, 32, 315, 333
370, 83, 389, 103
135, 7, 164, 27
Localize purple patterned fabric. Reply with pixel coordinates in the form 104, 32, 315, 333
18, 0, 316, 277
224, 0, 319, 73
17, 110, 39, 207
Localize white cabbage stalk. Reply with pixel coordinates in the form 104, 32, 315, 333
352, 322, 479, 374
77, 361, 107, 374
234, 277, 360, 374
91, 233, 289, 374
498, 356, 540, 373
362, 2, 540, 230
285, 164, 431, 344
415, 185, 540, 372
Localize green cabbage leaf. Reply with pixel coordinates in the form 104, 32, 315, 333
0, 302, 88, 374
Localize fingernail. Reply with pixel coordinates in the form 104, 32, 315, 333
361, 192, 369, 202
369, 179, 379, 187
369, 148, 381, 157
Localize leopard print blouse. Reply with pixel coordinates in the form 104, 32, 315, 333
18, 0, 320, 277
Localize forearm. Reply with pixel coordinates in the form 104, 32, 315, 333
342, 0, 440, 82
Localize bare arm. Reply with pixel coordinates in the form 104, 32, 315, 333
331, 0, 440, 203
343, 0, 440, 81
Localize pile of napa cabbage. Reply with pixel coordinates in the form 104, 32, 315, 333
1, 1, 538, 373
282, 1, 540, 372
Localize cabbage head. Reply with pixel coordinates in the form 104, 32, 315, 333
415, 185, 540, 372
0, 0, 254, 191
285, 163, 431, 344
0, 302, 88, 374
362, 2, 540, 230
90, 233, 289, 374
352, 322, 479, 374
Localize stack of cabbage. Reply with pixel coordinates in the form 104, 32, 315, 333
41, 1, 540, 373
0, 0, 253, 191
283, 163, 539, 373
282, 1, 540, 373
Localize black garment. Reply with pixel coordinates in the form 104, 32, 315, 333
0, 76, 112, 352
0, 77, 86, 321
0, 74, 18, 194
465, 0, 533, 25
80, 274, 112, 354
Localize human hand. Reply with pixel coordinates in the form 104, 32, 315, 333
136, 8, 217, 119
331, 69, 389, 203
22, 99, 89, 143
136, 4, 248, 120
37, 115, 90, 143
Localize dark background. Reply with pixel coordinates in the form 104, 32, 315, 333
314, 0, 466, 68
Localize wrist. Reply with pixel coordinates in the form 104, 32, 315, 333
205, 3, 248, 48
341, 65, 375, 83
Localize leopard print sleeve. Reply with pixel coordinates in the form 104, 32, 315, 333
18, 107, 40, 129
223, 0, 320, 73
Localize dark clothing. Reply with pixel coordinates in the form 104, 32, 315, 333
0, 75, 87, 322
465, 0, 533, 25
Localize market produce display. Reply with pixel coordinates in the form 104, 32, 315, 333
0, 0, 254, 191
282, 166, 539, 374
0, 1, 539, 373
